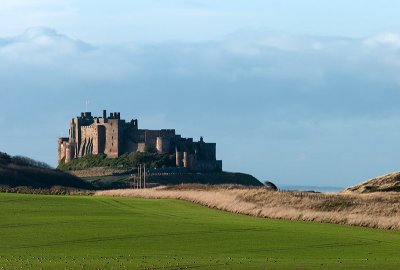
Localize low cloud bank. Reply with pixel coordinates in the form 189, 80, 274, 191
1, 28, 400, 186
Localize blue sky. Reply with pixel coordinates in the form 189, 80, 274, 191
2, 0, 400, 43
1, 0, 400, 187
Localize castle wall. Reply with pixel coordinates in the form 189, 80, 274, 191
79, 126, 95, 157
137, 143, 146, 152
143, 130, 158, 152
97, 125, 106, 154
124, 141, 139, 153
197, 142, 216, 161
122, 129, 176, 154
196, 160, 221, 172
190, 154, 198, 169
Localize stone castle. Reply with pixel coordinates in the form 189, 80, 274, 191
58, 110, 222, 172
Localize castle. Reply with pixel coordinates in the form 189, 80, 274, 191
58, 110, 222, 172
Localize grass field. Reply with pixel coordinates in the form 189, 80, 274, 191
97, 186, 400, 230
0, 193, 399, 269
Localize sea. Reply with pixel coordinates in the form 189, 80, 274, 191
278, 185, 344, 193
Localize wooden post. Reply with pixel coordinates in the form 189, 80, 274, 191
135, 175, 137, 189
143, 164, 146, 188
139, 164, 142, 189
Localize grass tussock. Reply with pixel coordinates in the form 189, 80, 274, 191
96, 185, 400, 230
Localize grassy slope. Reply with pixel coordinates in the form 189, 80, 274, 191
0, 164, 94, 190
0, 193, 399, 269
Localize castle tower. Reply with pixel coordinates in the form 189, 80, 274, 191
183, 152, 188, 168
104, 117, 120, 158
176, 150, 183, 167
57, 137, 68, 163
156, 137, 170, 154
65, 142, 75, 163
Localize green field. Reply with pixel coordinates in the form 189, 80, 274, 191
0, 193, 399, 269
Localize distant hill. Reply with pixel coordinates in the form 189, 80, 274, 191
344, 171, 400, 193
0, 152, 93, 190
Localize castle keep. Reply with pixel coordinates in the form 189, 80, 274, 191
58, 110, 222, 172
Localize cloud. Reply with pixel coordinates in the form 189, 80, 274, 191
2, 28, 400, 117
0, 27, 141, 81
364, 32, 400, 48
2, 28, 400, 186
0, 27, 94, 57
0, 0, 60, 10
2, 28, 400, 115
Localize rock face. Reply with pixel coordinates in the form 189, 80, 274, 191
344, 171, 400, 193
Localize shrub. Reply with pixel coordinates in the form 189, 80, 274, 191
57, 152, 176, 170
0, 152, 11, 165
11, 155, 52, 169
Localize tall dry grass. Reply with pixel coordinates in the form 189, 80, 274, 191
95, 185, 400, 230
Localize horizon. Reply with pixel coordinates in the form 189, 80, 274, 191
2, 1, 400, 187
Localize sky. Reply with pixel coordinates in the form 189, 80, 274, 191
1, 0, 400, 187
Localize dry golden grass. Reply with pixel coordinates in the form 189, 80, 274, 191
96, 184, 400, 230
345, 171, 400, 193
